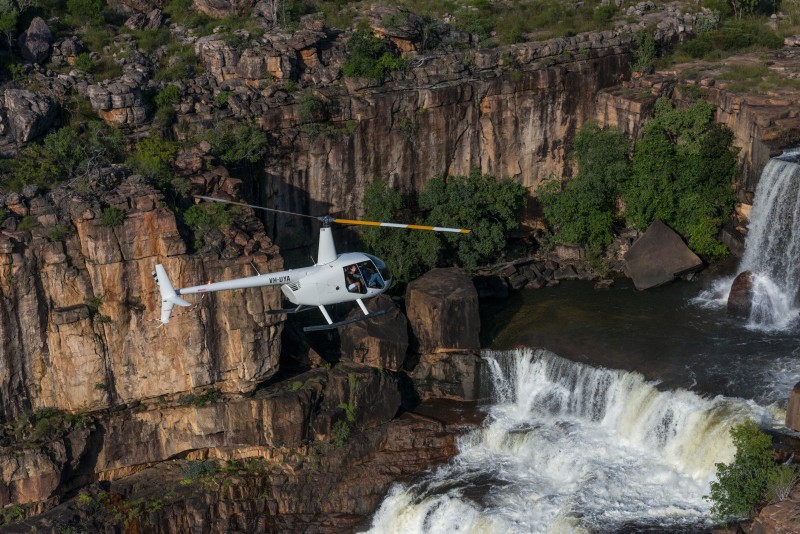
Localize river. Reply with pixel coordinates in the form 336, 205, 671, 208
363, 271, 798, 533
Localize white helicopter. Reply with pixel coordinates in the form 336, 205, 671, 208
154, 196, 471, 331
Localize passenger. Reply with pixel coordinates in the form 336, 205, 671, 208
345, 265, 363, 293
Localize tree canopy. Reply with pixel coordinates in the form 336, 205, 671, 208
362, 169, 527, 282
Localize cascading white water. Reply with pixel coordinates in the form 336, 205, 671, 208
365, 348, 775, 534
695, 148, 800, 331
740, 148, 800, 329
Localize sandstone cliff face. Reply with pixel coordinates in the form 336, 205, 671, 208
0, 173, 283, 423
595, 48, 800, 208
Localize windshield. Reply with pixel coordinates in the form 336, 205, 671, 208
365, 254, 391, 283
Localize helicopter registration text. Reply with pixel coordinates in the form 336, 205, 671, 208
269, 275, 291, 284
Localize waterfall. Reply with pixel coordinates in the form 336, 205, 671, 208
739, 148, 800, 329
694, 147, 800, 331
365, 348, 774, 534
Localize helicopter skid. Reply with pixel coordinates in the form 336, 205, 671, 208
265, 305, 314, 315
303, 307, 392, 332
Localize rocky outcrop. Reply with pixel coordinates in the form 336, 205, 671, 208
18, 17, 53, 64
406, 268, 480, 353
3, 410, 457, 533
406, 268, 482, 400
595, 47, 800, 207
0, 172, 283, 422
193, 0, 257, 18
624, 219, 703, 290
3, 89, 57, 143
124, 8, 165, 30
747, 484, 800, 534
339, 295, 409, 371
0, 363, 401, 507
86, 65, 152, 126
728, 270, 755, 318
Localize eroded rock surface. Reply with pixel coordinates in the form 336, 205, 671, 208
0, 172, 282, 423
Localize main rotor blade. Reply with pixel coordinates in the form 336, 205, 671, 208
193, 196, 319, 220
332, 218, 471, 233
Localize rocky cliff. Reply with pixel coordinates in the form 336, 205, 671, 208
0, 172, 283, 422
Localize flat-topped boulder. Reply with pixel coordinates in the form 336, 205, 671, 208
623, 219, 703, 290
339, 295, 408, 371
405, 267, 480, 353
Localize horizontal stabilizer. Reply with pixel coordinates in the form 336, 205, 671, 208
154, 264, 190, 324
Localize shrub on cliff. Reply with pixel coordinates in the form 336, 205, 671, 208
342, 28, 405, 80
127, 136, 188, 199
622, 97, 737, 259
362, 170, 527, 282
706, 420, 798, 521
2, 122, 123, 191
540, 122, 630, 252
203, 120, 269, 168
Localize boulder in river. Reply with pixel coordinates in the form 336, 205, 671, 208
727, 270, 754, 318
623, 219, 703, 290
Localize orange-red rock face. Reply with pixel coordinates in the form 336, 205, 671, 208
0, 174, 283, 422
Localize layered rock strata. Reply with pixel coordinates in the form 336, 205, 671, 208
0, 172, 282, 423
406, 268, 482, 400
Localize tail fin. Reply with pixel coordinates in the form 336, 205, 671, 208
153, 264, 190, 324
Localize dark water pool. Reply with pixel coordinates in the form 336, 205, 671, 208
481, 273, 800, 406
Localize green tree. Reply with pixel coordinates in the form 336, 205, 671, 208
0, 0, 19, 48
420, 170, 527, 271
623, 98, 736, 259
361, 179, 440, 283
182, 202, 237, 248
707, 420, 775, 520
540, 123, 630, 252
341, 28, 404, 80
363, 171, 526, 282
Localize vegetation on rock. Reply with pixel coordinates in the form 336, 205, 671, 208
342, 27, 405, 80
707, 420, 799, 521
540, 122, 630, 254
624, 98, 736, 259
542, 98, 737, 260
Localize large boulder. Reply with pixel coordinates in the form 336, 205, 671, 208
86, 65, 151, 126
339, 295, 409, 371
623, 219, 703, 290
4, 89, 57, 143
406, 268, 482, 401
786, 382, 800, 432
405, 268, 480, 353
18, 17, 53, 64
727, 270, 754, 318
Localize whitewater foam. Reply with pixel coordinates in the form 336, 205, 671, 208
364, 348, 776, 534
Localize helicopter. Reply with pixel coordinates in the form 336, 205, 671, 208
154, 196, 471, 332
